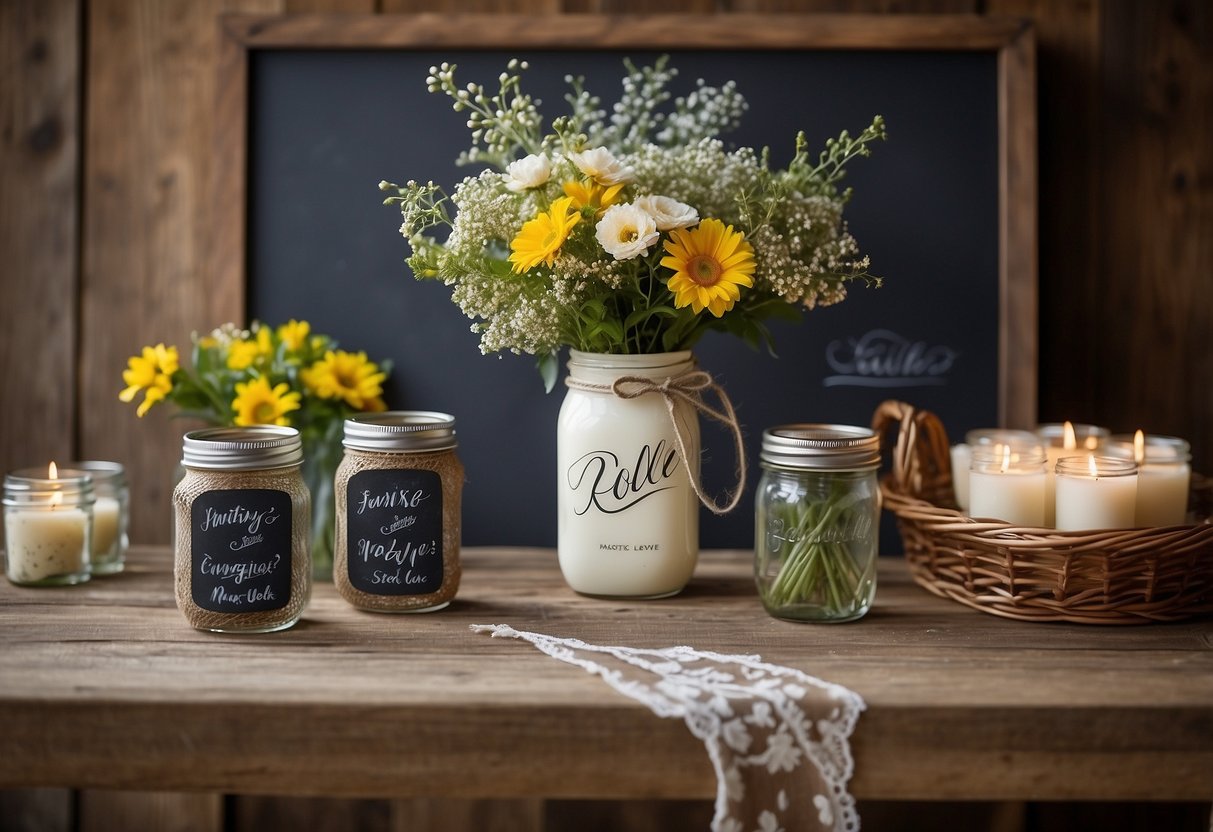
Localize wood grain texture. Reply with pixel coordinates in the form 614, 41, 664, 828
77, 791, 221, 832
0, 788, 72, 832
391, 798, 544, 831
0, 0, 79, 480
1096, 0, 1212, 474
997, 21, 1037, 429
0, 547, 1209, 802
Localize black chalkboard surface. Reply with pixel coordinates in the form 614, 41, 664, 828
345, 467, 444, 594
242, 27, 1026, 548
190, 488, 293, 612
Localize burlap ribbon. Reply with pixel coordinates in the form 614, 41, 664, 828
565, 368, 747, 515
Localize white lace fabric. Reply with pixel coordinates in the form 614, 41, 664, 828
471, 624, 865, 832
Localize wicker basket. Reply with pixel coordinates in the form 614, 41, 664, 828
871, 400, 1213, 624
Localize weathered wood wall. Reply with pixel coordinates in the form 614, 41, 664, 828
0, 1, 1209, 830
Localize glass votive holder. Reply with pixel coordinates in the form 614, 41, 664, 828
1036, 423, 1110, 528
1054, 456, 1138, 531
1104, 434, 1191, 527
4, 466, 95, 586
65, 461, 128, 575
968, 444, 1047, 527
951, 429, 1042, 513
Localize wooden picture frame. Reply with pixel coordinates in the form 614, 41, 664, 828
214, 12, 1036, 427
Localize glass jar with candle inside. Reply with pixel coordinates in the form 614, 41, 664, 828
968, 444, 1048, 527
1054, 456, 1138, 531
951, 428, 1040, 513
1104, 432, 1191, 527
1036, 422, 1110, 527
4, 463, 94, 586
66, 461, 128, 575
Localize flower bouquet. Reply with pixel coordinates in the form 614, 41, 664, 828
119, 321, 392, 578
381, 56, 883, 598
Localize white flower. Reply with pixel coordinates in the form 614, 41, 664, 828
813, 795, 834, 826
503, 153, 551, 192
634, 194, 699, 230
595, 204, 659, 261
754, 810, 783, 832
722, 718, 753, 753
569, 146, 635, 185
763, 729, 803, 774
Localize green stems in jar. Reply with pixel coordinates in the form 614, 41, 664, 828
761, 481, 874, 614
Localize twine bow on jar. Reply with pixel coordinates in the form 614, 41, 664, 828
565, 368, 747, 515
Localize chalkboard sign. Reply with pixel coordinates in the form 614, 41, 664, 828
215, 14, 1036, 548
345, 468, 444, 594
190, 488, 293, 612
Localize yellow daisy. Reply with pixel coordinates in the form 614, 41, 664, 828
661, 219, 756, 317
277, 319, 311, 353
227, 327, 273, 370
301, 350, 387, 410
118, 344, 179, 417
562, 179, 624, 216
232, 376, 301, 426
508, 196, 581, 273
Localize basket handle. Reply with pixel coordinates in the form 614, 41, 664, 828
871, 400, 954, 502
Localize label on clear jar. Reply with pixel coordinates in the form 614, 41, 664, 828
345, 469, 443, 595
191, 489, 292, 613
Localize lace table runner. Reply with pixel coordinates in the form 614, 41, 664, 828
472, 624, 865, 832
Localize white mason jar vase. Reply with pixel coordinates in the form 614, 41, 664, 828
557, 350, 701, 598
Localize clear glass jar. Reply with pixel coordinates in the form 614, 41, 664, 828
754, 425, 880, 623
4, 465, 94, 587
334, 411, 463, 613
66, 461, 128, 575
172, 426, 311, 633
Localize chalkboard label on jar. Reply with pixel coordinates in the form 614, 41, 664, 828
190, 489, 293, 613
346, 468, 444, 596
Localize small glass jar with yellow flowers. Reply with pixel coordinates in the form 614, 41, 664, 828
119, 320, 393, 578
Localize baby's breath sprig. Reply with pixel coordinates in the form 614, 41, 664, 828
426, 59, 544, 170
789, 115, 888, 201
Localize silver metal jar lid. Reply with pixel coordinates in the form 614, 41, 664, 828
64, 460, 127, 487
182, 426, 303, 470
760, 424, 881, 471
343, 411, 457, 453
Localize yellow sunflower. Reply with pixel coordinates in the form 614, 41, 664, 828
562, 179, 624, 216
232, 376, 301, 426
301, 350, 387, 410
508, 196, 581, 273
118, 343, 179, 417
661, 219, 756, 318
277, 319, 311, 353
227, 326, 273, 370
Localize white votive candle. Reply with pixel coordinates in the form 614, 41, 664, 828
950, 444, 971, 511
956, 429, 1040, 514
969, 444, 1047, 527
4, 465, 94, 586
1105, 432, 1191, 527
1036, 421, 1109, 528
1054, 456, 1138, 531
65, 461, 128, 574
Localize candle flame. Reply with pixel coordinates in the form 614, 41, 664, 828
50, 491, 63, 509
1133, 429, 1145, 465
48, 461, 58, 479
1000, 443, 1012, 474
1063, 421, 1077, 451
1084, 436, 1099, 451
1088, 455, 1099, 477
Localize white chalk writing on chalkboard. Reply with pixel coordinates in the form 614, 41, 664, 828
824, 329, 958, 388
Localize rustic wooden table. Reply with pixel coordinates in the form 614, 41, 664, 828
1, 546, 1210, 803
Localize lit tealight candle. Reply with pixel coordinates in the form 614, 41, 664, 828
969, 443, 1047, 527
1104, 431, 1191, 527
65, 460, 128, 574
1054, 455, 1138, 531
3, 463, 95, 586
1036, 421, 1109, 527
